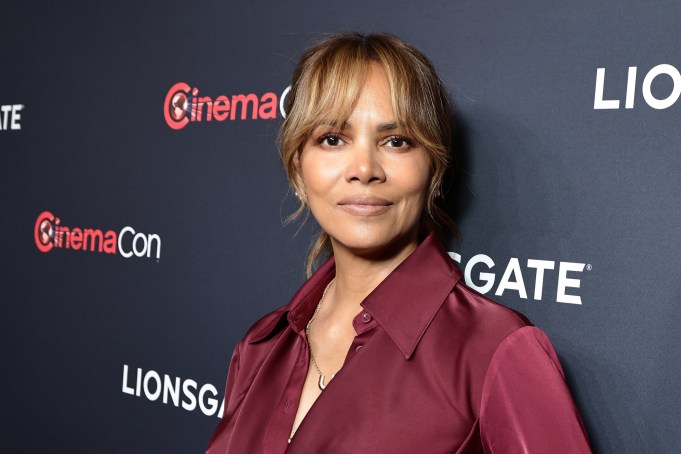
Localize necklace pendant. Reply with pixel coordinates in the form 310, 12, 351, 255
318, 372, 336, 391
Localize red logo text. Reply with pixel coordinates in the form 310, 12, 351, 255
34, 211, 161, 259
164, 82, 290, 130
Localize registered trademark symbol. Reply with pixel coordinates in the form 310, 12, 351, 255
586, 264, 592, 271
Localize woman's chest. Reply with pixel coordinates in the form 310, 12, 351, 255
231, 328, 484, 453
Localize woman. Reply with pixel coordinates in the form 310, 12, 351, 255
207, 33, 591, 453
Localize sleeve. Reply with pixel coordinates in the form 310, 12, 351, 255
480, 326, 592, 453
205, 341, 242, 453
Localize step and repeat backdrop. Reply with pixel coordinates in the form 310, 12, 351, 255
3, 1, 680, 453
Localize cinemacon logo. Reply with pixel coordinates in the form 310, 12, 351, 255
164, 81, 291, 130
34, 211, 161, 259
449, 252, 589, 305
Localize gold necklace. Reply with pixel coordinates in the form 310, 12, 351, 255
289, 278, 336, 444
306, 278, 337, 390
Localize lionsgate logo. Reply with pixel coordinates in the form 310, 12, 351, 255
164, 81, 291, 130
0, 104, 23, 131
594, 64, 681, 109
449, 252, 590, 305
122, 364, 224, 418
34, 211, 162, 260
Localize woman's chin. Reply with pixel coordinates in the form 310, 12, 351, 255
329, 229, 418, 261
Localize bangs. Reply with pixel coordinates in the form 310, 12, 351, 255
377, 51, 448, 156
292, 55, 434, 151
283, 34, 451, 155
296, 51, 370, 136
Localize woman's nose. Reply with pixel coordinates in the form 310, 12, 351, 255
344, 141, 386, 184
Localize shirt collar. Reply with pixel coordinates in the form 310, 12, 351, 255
248, 233, 462, 359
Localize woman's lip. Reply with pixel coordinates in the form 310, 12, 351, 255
338, 196, 392, 215
338, 195, 392, 206
339, 204, 391, 216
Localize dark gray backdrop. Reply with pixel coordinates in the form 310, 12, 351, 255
2, 1, 679, 452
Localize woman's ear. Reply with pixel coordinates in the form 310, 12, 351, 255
292, 150, 306, 199
293, 150, 302, 173
293, 150, 305, 188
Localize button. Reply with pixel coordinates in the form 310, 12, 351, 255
293, 313, 301, 322
355, 345, 363, 352
361, 312, 372, 323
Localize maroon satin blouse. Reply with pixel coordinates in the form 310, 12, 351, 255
207, 234, 591, 453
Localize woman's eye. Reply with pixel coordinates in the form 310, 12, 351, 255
318, 134, 344, 147
385, 136, 413, 148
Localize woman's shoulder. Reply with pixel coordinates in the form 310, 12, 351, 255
432, 280, 534, 349
238, 303, 292, 346
453, 280, 531, 325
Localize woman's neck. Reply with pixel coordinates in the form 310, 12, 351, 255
326, 236, 419, 317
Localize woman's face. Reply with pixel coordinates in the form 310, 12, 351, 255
297, 62, 431, 257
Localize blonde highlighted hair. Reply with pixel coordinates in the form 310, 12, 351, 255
278, 32, 457, 276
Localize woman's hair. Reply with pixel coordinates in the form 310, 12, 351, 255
278, 32, 457, 276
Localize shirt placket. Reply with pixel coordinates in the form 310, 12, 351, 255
266, 310, 379, 452
263, 329, 310, 454
343, 309, 379, 367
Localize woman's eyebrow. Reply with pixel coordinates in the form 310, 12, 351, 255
377, 122, 398, 132
316, 120, 399, 131
334, 121, 399, 131
316, 120, 345, 128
